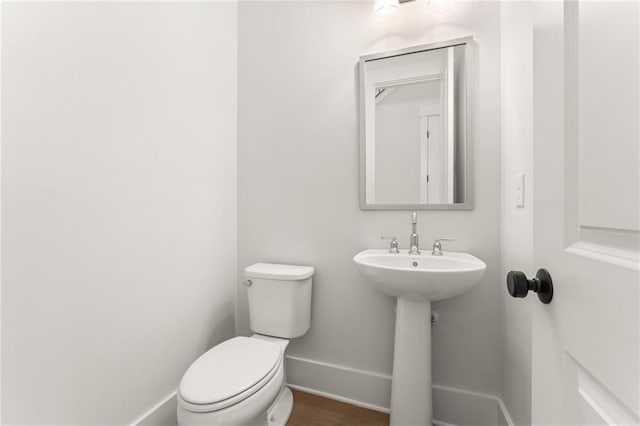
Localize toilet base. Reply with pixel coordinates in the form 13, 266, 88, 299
267, 386, 293, 426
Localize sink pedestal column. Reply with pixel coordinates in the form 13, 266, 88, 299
390, 297, 432, 425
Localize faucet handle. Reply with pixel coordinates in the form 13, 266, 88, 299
432, 238, 454, 256
434, 238, 454, 243
381, 236, 400, 254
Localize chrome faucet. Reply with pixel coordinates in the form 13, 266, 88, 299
409, 212, 420, 255
432, 238, 454, 256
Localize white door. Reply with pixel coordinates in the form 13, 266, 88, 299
529, 2, 639, 424
425, 114, 444, 204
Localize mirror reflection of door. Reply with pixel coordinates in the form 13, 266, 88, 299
374, 80, 442, 205
374, 79, 453, 205
423, 114, 443, 204
365, 44, 464, 207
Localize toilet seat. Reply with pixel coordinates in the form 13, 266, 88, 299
178, 336, 282, 413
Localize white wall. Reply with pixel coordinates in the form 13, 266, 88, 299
500, 3, 534, 425
237, 0, 503, 406
1, 2, 237, 424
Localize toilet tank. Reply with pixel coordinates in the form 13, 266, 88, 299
244, 263, 314, 339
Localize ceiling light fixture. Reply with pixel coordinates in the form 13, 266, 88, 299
373, 0, 401, 23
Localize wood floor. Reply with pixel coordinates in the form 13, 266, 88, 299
287, 390, 390, 426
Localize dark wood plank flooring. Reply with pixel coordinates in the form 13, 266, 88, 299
287, 390, 390, 426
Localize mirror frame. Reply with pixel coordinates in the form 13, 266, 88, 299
359, 37, 473, 210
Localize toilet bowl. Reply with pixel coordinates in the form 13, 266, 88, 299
177, 263, 314, 426
177, 336, 290, 426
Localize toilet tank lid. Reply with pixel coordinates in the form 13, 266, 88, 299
245, 263, 315, 280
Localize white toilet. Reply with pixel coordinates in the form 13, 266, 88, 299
177, 263, 314, 426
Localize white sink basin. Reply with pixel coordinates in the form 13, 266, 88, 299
353, 248, 487, 425
353, 249, 487, 301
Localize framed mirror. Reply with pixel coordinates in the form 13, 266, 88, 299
359, 37, 472, 210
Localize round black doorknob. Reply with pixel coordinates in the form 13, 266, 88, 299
506, 271, 530, 298
506, 269, 553, 304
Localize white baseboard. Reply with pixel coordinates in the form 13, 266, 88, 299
432, 384, 512, 426
130, 355, 515, 426
131, 390, 177, 426
286, 355, 392, 411
286, 354, 515, 426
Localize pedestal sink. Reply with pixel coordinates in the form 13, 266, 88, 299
353, 249, 486, 425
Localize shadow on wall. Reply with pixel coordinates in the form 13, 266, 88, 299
205, 309, 237, 352
136, 309, 235, 426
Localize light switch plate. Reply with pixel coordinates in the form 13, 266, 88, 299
515, 173, 525, 207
